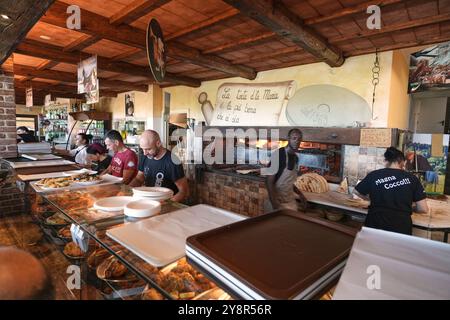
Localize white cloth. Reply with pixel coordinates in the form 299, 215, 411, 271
69, 145, 90, 166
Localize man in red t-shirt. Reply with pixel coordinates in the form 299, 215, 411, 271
103, 130, 138, 185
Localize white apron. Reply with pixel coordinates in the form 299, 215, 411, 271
264, 149, 298, 212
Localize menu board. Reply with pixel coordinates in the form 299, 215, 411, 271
360, 128, 393, 148
210, 81, 296, 126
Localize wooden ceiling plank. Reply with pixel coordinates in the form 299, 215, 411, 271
41, 1, 256, 80
166, 8, 239, 41
223, 0, 344, 67
15, 39, 200, 87
63, 35, 102, 52
110, 0, 171, 26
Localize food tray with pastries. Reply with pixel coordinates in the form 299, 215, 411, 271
31, 174, 122, 193
155, 258, 219, 300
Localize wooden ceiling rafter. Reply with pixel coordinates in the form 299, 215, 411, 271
109, 0, 171, 26
330, 12, 450, 43
13, 64, 149, 92
165, 8, 240, 41
15, 39, 201, 87
41, 1, 257, 80
63, 34, 102, 52
222, 0, 345, 67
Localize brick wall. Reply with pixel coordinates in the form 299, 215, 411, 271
196, 171, 268, 217
0, 58, 24, 216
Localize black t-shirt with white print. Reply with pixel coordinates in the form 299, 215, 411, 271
138, 150, 185, 194
355, 168, 426, 235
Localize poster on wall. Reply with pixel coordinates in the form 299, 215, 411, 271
25, 87, 33, 108
125, 92, 135, 117
405, 134, 449, 194
78, 55, 98, 94
408, 41, 450, 93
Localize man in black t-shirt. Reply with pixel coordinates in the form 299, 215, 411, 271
129, 130, 189, 202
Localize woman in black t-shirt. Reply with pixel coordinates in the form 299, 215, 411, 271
86, 143, 112, 174
354, 147, 429, 235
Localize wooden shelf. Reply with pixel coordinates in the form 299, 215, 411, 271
69, 111, 112, 121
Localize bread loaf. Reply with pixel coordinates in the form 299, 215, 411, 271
295, 173, 329, 193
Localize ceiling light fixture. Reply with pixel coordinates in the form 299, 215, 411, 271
39, 35, 51, 40
1, 14, 10, 20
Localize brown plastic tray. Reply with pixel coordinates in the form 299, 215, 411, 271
186, 209, 356, 300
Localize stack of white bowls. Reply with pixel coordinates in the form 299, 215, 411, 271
132, 187, 174, 202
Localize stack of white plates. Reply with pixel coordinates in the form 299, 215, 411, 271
132, 187, 174, 201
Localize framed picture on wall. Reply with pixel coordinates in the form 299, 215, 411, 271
125, 92, 135, 117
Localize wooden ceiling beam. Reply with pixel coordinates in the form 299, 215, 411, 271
305, 0, 404, 25
202, 31, 276, 55
167, 42, 256, 79
330, 12, 450, 44
36, 60, 59, 70
14, 64, 149, 92
166, 8, 240, 41
63, 35, 101, 52
15, 81, 118, 98
223, 0, 344, 67
42, 1, 256, 80
15, 39, 200, 87
109, 0, 171, 26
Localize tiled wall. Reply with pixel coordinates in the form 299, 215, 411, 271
196, 171, 267, 217
343, 145, 386, 186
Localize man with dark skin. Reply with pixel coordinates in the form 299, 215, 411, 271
265, 129, 308, 212
0, 247, 54, 300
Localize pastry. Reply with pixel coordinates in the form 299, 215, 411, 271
142, 287, 164, 300
97, 257, 127, 279
63, 242, 83, 257
337, 177, 349, 194
58, 226, 72, 239
46, 214, 69, 225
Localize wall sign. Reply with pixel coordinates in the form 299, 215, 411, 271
209, 81, 296, 126
25, 87, 33, 108
360, 128, 393, 147
146, 18, 166, 83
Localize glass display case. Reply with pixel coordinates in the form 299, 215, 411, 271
31, 184, 231, 300
22, 183, 337, 300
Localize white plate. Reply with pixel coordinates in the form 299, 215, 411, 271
124, 199, 161, 218
132, 187, 173, 196
63, 169, 97, 177
94, 196, 135, 212
132, 192, 173, 201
